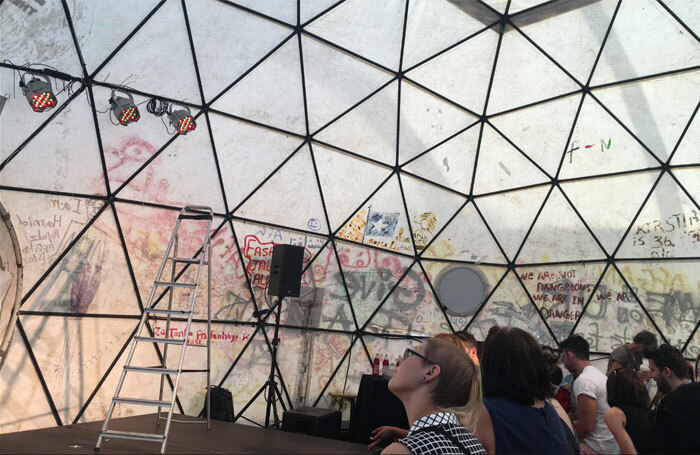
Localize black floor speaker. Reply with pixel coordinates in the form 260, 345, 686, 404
282, 407, 341, 440
267, 244, 304, 298
204, 386, 234, 422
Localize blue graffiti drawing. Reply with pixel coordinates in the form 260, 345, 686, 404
364, 209, 399, 238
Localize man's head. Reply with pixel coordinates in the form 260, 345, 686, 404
559, 335, 590, 375
644, 344, 689, 394
455, 330, 479, 366
630, 330, 658, 354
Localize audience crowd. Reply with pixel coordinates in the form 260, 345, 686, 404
369, 328, 700, 455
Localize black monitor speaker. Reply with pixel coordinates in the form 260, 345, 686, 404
267, 244, 304, 298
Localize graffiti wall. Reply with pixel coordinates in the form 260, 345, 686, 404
1, 0, 699, 435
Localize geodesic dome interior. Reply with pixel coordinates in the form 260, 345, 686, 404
1, 0, 699, 433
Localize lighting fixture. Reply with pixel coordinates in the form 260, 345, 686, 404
168, 105, 196, 135
21, 74, 57, 112
109, 90, 140, 126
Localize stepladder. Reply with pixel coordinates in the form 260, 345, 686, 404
96, 206, 214, 454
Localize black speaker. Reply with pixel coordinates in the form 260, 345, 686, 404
204, 386, 234, 422
282, 407, 341, 440
267, 244, 304, 298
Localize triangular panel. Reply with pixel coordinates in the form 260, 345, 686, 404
617, 172, 700, 259
400, 174, 466, 252
488, 94, 582, 177
367, 263, 450, 336
399, 81, 476, 164
469, 271, 556, 345
561, 172, 659, 254
671, 111, 699, 165
592, 72, 700, 161
302, 35, 394, 133
205, 222, 258, 323
305, 0, 405, 70
0, 329, 58, 433
306, 334, 355, 410
211, 38, 306, 134
0, 69, 81, 161
69, 0, 160, 75
476, 185, 550, 261
591, 0, 700, 85
512, 0, 618, 84
0, 190, 106, 298
115, 203, 212, 307
560, 95, 660, 179
186, 0, 292, 102
314, 144, 392, 231
0, 1, 81, 75
402, 125, 479, 195
119, 116, 226, 213
576, 267, 663, 353
20, 315, 138, 425
518, 186, 606, 263
662, 0, 700, 38
619, 260, 700, 351
0, 91, 105, 196
95, 0, 200, 102
403, 0, 498, 70
487, 25, 580, 115
335, 241, 413, 328
336, 175, 412, 254
314, 81, 398, 166
22, 206, 141, 316
423, 202, 506, 264
210, 113, 303, 209
473, 124, 550, 194
297, 243, 357, 332
407, 28, 499, 113
234, 145, 328, 233
219, 327, 273, 425
79, 327, 162, 423
231, 0, 296, 25
672, 166, 700, 205
300, 1, 340, 25
518, 263, 605, 342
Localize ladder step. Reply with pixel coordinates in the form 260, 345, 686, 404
186, 343, 209, 348
101, 430, 165, 443
179, 213, 212, 220
154, 281, 197, 289
167, 256, 207, 264
181, 368, 210, 373
135, 336, 185, 345
144, 308, 191, 316
124, 366, 178, 375
113, 397, 171, 407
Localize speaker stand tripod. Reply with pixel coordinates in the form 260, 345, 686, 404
236, 297, 288, 429
263, 297, 285, 429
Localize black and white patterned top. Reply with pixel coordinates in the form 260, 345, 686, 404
397, 412, 486, 455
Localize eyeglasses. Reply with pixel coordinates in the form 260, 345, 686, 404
403, 348, 436, 365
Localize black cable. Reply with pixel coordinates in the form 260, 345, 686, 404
146, 98, 169, 117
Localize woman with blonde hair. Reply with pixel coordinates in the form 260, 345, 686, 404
381, 337, 485, 455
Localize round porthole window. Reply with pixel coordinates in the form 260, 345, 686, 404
434, 265, 488, 317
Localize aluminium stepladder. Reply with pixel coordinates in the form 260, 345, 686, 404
95, 206, 213, 454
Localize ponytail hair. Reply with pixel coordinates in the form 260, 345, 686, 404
423, 337, 483, 432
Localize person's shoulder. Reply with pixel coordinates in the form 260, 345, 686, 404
381, 442, 411, 454
610, 344, 627, 356
582, 365, 607, 381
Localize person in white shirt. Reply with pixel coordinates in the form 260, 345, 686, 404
560, 335, 620, 455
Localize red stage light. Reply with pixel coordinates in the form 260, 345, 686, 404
22, 76, 57, 113
110, 91, 140, 126
169, 106, 197, 135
